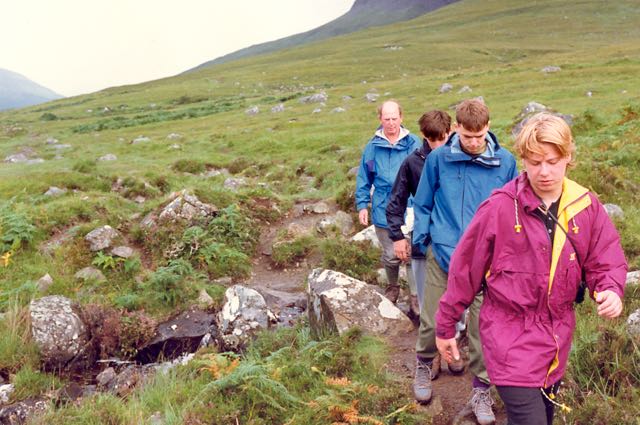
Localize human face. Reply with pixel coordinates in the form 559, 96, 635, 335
379, 103, 402, 140
456, 124, 489, 155
523, 143, 570, 201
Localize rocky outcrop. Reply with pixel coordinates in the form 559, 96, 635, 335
29, 296, 88, 368
217, 285, 276, 351
141, 190, 218, 227
307, 269, 413, 337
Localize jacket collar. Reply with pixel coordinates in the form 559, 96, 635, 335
443, 131, 502, 168
372, 126, 412, 147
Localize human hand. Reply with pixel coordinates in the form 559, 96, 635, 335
358, 209, 369, 226
595, 290, 623, 318
436, 336, 460, 365
393, 239, 409, 262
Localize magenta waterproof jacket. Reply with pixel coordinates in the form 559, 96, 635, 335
436, 173, 627, 388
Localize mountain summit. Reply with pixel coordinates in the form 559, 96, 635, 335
0, 68, 63, 111
188, 0, 459, 72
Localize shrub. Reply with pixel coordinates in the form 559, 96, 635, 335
71, 159, 97, 174
39, 112, 59, 121
320, 239, 380, 284
199, 242, 251, 279
208, 205, 259, 253
146, 259, 198, 306
172, 159, 206, 174
271, 236, 316, 268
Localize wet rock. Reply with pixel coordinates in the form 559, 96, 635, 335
217, 285, 276, 351
36, 274, 53, 292
30, 296, 88, 368
603, 203, 624, 220
74, 267, 106, 282
98, 154, 117, 161
316, 211, 354, 236
85, 225, 120, 252
111, 246, 134, 259
136, 309, 215, 363
351, 225, 381, 248
0, 397, 48, 424
307, 269, 413, 337
439, 83, 453, 93
44, 186, 66, 196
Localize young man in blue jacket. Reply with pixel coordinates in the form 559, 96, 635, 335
355, 100, 421, 303
386, 110, 451, 317
412, 99, 518, 425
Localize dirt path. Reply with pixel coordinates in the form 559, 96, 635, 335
242, 202, 507, 424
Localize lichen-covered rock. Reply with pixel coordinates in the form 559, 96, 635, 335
30, 296, 88, 368
316, 211, 354, 236
0, 397, 48, 424
84, 225, 120, 251
307, 269, 413, 337
351, 225, 381, 248
217, 285, 276, 351
156, 190, 218, 223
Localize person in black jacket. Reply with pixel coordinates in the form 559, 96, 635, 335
386, 110, 451, 317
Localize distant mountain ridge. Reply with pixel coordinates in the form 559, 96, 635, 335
0, 68, 63, 111
187, 0, 459, 72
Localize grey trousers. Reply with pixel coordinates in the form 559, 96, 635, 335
415, 247, 489, 383
374, 226, 416, 295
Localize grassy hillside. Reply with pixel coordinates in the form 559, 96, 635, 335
1, 0, 639, 423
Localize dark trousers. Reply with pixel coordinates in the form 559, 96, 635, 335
496, 385, 560, 425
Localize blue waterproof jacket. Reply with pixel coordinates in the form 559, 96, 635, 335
412, 131, 518, 272
355, 128, 421, 228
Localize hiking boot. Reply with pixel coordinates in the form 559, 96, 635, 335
384, 285, 400, 303
409, 295, 420, 317
413, 358, 434, 404
468, 387, 495, 425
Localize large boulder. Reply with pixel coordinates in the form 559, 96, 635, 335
307, 269, 413, 337
30, 296, 88, 368
0, 398, 48, 424
84, 225, 120, 252
511, 101, 573, 137
217, 285, 276, 351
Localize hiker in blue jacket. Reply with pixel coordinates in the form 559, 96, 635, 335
355, 100, 421, 303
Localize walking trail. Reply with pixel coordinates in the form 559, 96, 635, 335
242, 201, 507, 425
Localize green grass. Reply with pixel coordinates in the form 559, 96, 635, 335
0, 0, 638, 421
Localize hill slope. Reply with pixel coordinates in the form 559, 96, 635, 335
0, 68, 63, 111
187, 0, 459, 71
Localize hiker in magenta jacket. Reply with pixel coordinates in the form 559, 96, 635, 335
436, 113, 627, 425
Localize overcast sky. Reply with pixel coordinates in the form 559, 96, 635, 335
2, 0, 354, 97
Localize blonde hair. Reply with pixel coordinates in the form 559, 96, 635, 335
515, 113, 576, 168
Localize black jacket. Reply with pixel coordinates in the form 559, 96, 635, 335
386, 140, 433, 249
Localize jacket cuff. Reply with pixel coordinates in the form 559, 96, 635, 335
436, 327, 456, 339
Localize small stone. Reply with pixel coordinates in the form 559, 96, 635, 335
439, 83, 453, 93
603, 203, 624, 220
245, 106, 259, 116
197, 288, 214, 306
44, 186, 66, 196
541, 66, 561, 73
96, 367, 117, 387
98, 154, 117, 161
271, 104, 285, 113
37, 273, 54, 292
74, 267, 106, 282
111, 246, 134, 258
458, 85, 472, 94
